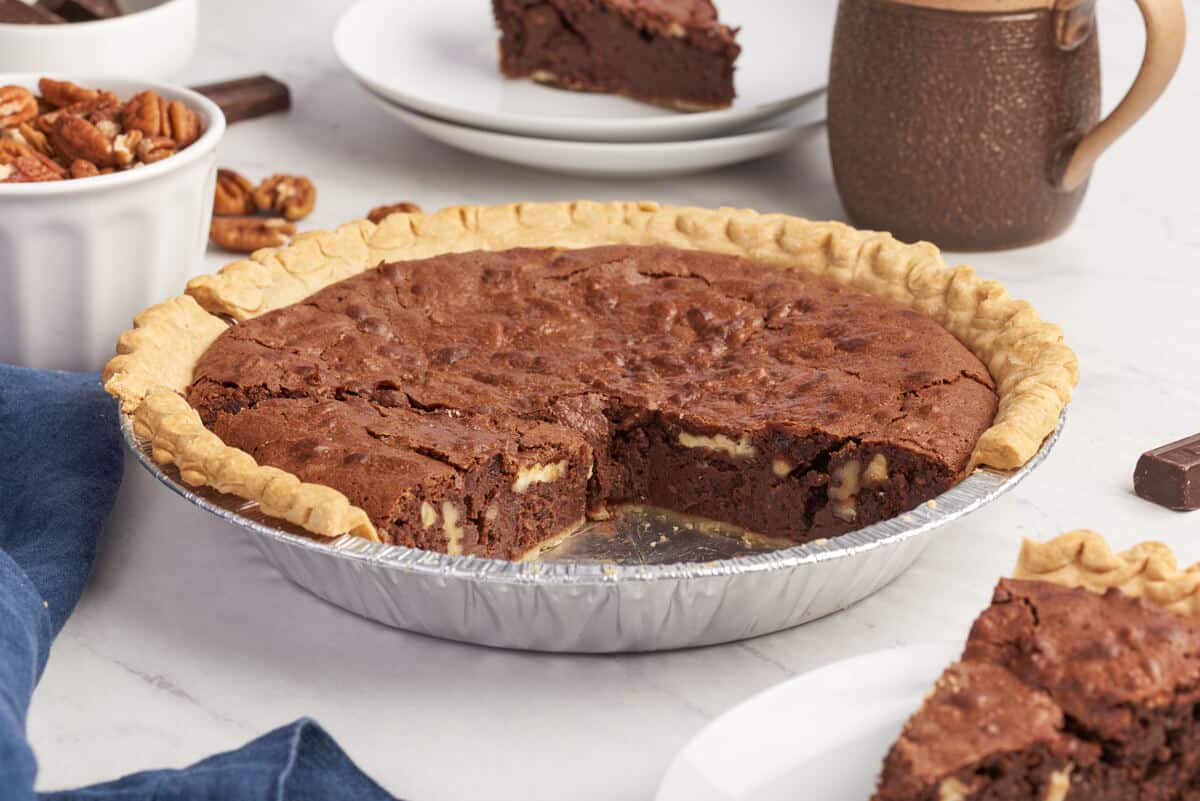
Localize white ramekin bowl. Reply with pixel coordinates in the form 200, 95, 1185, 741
0, 0, 197, 80
0, 74, 224, 371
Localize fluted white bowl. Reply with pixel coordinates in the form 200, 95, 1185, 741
0, 74, 224, 371
0, 0, 197, 80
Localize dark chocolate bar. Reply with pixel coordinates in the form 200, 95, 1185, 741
0, 0, 65, 23
190, 75, 291, 124
53, 0, 122, 22
1135, 433, 1200, 511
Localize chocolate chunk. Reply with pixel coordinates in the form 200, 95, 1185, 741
51, 0, 121, 21
189, 75, 291, 124
0, 0, 65, 23
1135, 433, 1200, 511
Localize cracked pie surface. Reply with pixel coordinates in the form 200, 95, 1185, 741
103, 202, 1077, 558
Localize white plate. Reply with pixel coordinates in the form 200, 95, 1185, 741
369, 92, 825, 178
656, 643, 959, 801
334, 0, 835, 143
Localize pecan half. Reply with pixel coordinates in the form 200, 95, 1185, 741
21, 152, 66, 181
41, 94, 120, 126
253, 174, 316, 221
33, 110, 61, 137
120, 90, 162, 137
0, 86, 38, 129
213, 168, 256, 215
69, 159, 100, 179
112, 130, 143, 168
38, 78, 99, 109
166, 100, 199, 147
0, 140, 68, 182
367, 202, 423, 224
136, 135, 176, 164
48, 115, 115, 168
17, 123, 52, 156
87, 101, 123, 128
89, 91, 121, 111
210, 216, 296, 253
94, 119, 121, 141
157, 96, 172, 139
1, 140, 30, 161
2, 125, 48, 158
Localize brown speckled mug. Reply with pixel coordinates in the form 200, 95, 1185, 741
828, 0, 1185, 250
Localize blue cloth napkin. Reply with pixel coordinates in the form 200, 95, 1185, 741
0, 366, 397, 801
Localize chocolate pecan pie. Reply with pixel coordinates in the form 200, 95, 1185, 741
874, 531, 1200, 801
104, 202, 1077, 559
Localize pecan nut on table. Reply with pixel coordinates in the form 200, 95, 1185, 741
209, 216, 296, 253
208, 168, 313, 253
207, 167, 426, 254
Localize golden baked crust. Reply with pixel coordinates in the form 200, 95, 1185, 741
105, 296, 229, 414
1015, 530, 1200, 616
132, 390, 378, 541
104, 201, 1078, 542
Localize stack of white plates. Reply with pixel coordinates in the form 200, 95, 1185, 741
333, 0, 835, 179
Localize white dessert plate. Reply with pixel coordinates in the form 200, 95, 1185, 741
334, 0, 835, 143
656, 643, 959, 801
369, 91, 826, 178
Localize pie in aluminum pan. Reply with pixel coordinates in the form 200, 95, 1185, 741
103, 202, 1077, 556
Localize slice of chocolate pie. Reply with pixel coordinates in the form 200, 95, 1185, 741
873, 531, 1200, 801
492, 0, 741, 110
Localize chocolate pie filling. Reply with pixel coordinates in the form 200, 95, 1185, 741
186, 245, 997, 559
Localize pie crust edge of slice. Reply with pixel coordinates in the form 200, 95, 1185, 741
102, 201, 1079, 544
1015, 528, 1200, 615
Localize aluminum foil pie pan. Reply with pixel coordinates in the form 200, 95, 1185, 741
121, 409, 1065, 653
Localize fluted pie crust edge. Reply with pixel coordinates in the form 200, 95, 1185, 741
103, 201, 1079, 543
1015, 530, 1200, 616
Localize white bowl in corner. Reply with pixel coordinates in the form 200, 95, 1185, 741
0, 74, 225, 371
0, 0, 197, 80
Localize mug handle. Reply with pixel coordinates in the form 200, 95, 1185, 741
1057, 0, 1186, 191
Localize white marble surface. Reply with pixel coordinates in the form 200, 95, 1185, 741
26, 1, 1200, 798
